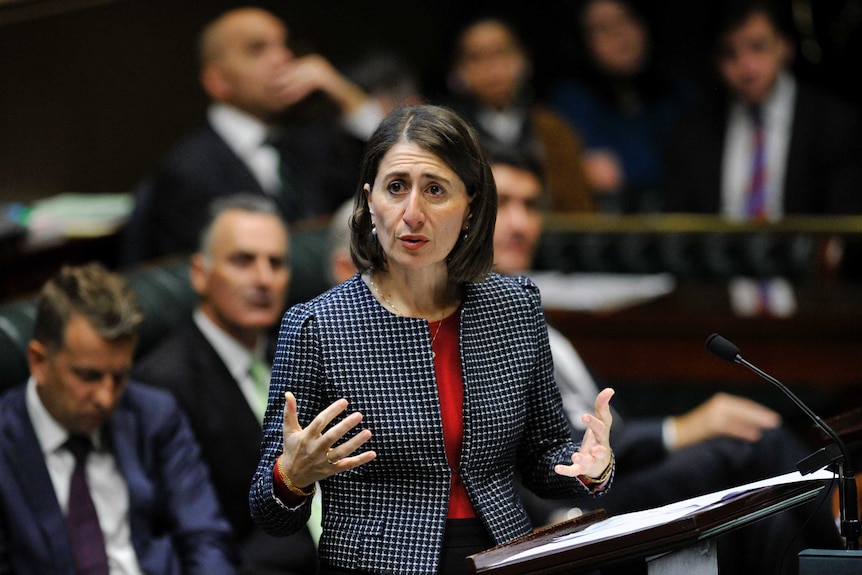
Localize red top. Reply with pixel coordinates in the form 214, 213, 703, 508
431, 309, 476, 519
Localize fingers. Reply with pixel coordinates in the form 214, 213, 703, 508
282, 392, 375, 482
562, 387, 615, 479
325, 440, 377, 472
282, 391, 301, 432
729, 395, 781, 429
593, 387, 614, 424
580, 387, 614, 446
555, 445, 611, 478
675, 392, 781, 448
304, 396, 350, 437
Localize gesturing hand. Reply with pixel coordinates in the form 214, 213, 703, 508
280, 391, 377, 488
555, 387, 614, 481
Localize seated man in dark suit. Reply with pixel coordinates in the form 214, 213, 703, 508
133, 193, 317, 574
141, 7, 381, 260
0, 262, 237, 574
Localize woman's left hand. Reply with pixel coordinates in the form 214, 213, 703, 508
555, 387, 614, 480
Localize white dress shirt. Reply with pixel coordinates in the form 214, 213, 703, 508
721, 72, 796, 221
208, 103, 282, 194
26, 378, 142, 575
476, 106, 527, 146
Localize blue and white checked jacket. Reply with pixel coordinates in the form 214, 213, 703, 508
250, 273, 610, 574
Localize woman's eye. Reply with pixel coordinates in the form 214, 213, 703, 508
387, 182, 404, 194
428, 185, 444, 197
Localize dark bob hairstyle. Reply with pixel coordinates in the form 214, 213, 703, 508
349, 104, 497, 284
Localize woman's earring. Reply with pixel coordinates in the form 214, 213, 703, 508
372, 223, 377, 236
462, 225, 469, 240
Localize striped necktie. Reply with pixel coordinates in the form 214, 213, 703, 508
746, 106, 773, 313
746, 107, 767, 221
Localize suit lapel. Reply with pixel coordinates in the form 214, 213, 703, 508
188, 324, 261, 433
206, 126, 268, 196
106, 393, 154, 551
1, 389, 74, 564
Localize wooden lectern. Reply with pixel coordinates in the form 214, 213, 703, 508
468, 477, 829, 574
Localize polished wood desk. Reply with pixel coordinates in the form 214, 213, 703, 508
543, 278, 862, 416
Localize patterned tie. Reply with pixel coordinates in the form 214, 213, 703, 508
65, 435, 110, 575
747, 107, 772, 313
747, 107, 767, 221
248, 357, 270, 424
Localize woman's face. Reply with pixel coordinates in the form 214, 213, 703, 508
582, 0, 648, 77
455, 20, 528, 110
365, 142, 472, 275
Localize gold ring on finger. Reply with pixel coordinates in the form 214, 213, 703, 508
325, 448, 338, 465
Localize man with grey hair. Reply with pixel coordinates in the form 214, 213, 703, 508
0, 262, 238, 574
135, 193, 317, 574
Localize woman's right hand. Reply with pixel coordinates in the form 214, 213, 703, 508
280, 391, 377, 488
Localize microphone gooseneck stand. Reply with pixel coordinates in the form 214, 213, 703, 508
705, 333, 860, 550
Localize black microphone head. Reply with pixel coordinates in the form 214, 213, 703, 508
705, 333, 741, 362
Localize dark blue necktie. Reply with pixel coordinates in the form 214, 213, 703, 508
66, 435, 110, 575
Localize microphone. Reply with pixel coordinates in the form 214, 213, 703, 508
705, 333, 860, 550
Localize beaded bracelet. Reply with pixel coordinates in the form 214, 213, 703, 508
579, 451, 614, 485
276, 455, 316, 498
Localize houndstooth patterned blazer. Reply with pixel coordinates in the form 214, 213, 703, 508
250, 273, 610, 574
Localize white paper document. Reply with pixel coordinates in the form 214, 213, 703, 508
527, 271, 676, 312
491, 468, 836, 567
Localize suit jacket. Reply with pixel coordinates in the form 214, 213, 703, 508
663, 82, 862, 215
144, 120, 356, 260
250, 274, 611, 575
133, 320, 317, 574
0, 382, 237, 575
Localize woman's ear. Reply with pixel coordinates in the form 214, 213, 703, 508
364, 184, 373, 215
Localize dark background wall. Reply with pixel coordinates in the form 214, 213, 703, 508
1, 0, 860, 203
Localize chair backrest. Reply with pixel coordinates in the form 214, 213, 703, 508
0, 256, 195, 395
0, 298, 37, 394
118, 178, 154, 267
